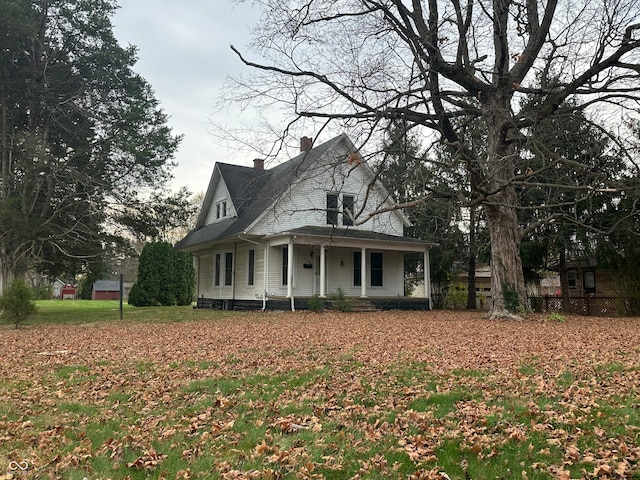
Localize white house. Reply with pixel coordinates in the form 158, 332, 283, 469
176, 134, 435, 310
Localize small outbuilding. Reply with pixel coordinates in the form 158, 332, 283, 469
60, 284, 77, 300
92, 280, 121, 300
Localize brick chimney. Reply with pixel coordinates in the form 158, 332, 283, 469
253, 158, 265, 170
300, 136, 313, 152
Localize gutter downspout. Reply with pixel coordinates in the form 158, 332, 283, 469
288, 237, 295, 311
263, 244, 269, 310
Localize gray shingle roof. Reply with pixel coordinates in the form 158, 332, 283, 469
93, 280, 120, 291
176, 135, 344, 250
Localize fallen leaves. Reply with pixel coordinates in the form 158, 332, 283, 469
0, 310, 638, 478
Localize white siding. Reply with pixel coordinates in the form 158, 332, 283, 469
233, 243, 266, 300
250, 141, 405, 236
197, 254, 214, 299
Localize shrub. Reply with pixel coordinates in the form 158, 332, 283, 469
329, 287, 353, 312
444, 284, 467, 309
0, 279, 36, 328
307, 295, 325, 312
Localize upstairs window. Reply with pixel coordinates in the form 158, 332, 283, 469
326, 193, 339, 225
215, 200, 228, 220
343, 195, 355, 226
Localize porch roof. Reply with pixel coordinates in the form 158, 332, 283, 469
267, 226, 437, 251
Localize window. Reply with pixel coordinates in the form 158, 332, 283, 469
370, 252, 383, 287
567, 271, 577, 289
214, 253, 221, 286
282, 246, 288, 285
248, 249, 255, 286
216, 200, 228, 220
224, 252, 233, 286
583, 270, 595, 294
353, 251, 362, 287
343, 195, 354, 226
326, 193, 339, 225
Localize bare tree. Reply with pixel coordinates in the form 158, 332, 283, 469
225, 0, 640, 319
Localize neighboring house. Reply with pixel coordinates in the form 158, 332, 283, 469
565, 259, 618, 297
92, 280, 121, 300
51, 279, 66, 299
176, 134, 436, 310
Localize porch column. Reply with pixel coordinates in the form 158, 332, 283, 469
424, 248, 432, 310
262, 245, 269, 310
360, 247, 367, 298
287, 239, 294, 311
319, 246, 326, 297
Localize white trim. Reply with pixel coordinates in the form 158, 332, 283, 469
320, 246, 326, 298
360, 247, 367, 298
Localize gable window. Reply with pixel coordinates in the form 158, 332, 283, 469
326, 193, 339, 225
370, 252, 383, 287
248, 249, 255, 286
214, 253, 221, 286
343, 195, 355, 226
215, 200, 228, 220
224, 252, 233, 286
353, 251, 361, 287
282, 246, 289, 285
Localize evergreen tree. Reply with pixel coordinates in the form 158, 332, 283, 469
129, 242, 194, 307
0, 279, 36, 329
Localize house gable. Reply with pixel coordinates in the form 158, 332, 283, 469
248, 134, 409, 237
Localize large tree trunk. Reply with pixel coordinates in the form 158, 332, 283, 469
483, 96, 527, 319
484, 201, 527, 319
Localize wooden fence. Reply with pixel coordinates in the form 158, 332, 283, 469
529, 296, 628, 317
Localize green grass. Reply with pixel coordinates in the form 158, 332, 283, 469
6, 299, 242, 326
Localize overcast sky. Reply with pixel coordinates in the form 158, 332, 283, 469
112, 1, 260, 195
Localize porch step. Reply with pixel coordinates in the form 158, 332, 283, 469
326, 297, 379, 312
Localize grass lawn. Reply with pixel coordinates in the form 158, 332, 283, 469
0, 304, 639, 479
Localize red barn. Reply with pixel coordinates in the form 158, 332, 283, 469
60, 284, 77, 300
92, 280, 121, 300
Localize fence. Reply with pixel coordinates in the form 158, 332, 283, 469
529, 296, 628, 317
